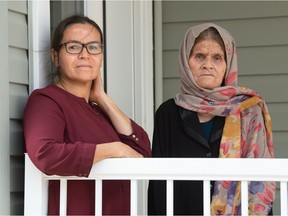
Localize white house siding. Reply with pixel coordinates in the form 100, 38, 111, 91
157, 1, 288, 214
8, 1, 28, 214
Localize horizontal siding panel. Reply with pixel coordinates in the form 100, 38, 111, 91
163, 1, 288, 23
239, 75, 288, 103
273, 132, 288, 158
267, 103, 288, 132
8, 1, 27, 14
163, 17, 288, 50
9, 47, 28, 84
163, 51, 178, 78
229, 18, 288, 47
9, 83, 28, 120
8, 11, 28, 49
10, 120, 25, 156
163, 78, 180, 102
238, 46, 288, 76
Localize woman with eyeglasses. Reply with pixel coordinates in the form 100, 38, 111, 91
24, 15, 151, 215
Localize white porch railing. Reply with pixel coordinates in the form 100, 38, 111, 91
24, 154, 288, 216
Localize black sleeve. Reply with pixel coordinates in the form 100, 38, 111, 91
148, 103, 167, 215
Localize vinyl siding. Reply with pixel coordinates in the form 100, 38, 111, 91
8, 1, 28, 214
158, 1, 288, 214
0, 1, 10, 214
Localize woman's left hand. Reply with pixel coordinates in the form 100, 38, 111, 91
89, 72, 133, 136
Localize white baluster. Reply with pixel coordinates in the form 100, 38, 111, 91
166, 180, 174, 216
130, 180, 137, 215
95, 180, 102, 216
241, 181, 248, 216
203, 180, 210, 216
280, 181, 288, 216
59, 179, 67, 216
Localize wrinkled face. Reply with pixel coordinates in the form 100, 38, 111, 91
188, 39, 227, 89
52, 23, 103, 84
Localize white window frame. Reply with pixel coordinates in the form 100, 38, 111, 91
103, 0, 154, 139
84, 1, 103, 32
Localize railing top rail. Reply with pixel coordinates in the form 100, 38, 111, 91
27, 156, 288, 181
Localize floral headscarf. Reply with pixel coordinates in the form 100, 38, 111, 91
175, 23, 275, 215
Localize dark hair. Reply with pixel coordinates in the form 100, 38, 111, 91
190, 27, 226, 63
52, 15, 103, 51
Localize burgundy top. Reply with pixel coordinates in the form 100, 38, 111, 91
24, 84, 151, 215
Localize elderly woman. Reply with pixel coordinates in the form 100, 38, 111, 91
148, 23, 275, 215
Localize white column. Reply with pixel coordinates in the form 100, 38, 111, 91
28, 0, 51, 91
84, 0, 103, 31
105, 0, 154, 136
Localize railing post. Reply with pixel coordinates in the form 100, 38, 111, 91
203, 180, 210, 216
130, 180, 137, 215
59, 179, 67, 216
241, 181, 249, 216
280, 181, 288, 216
95, 179, 102, 216
24, 154, 48, 215
166, 180, 174, 216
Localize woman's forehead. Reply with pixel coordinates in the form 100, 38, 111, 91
63, 23, 101, 42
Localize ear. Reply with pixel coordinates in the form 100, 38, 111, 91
51, 48, 59, 67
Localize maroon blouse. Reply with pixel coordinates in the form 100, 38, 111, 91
24, 84, 151, 215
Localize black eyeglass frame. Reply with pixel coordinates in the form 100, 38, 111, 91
58, 40, 104, 55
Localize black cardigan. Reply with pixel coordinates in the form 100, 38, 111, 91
148, 98, 225, 215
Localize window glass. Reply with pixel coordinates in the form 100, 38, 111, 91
50, 0, 84, 40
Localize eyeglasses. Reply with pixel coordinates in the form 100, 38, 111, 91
59, 41, 104, 55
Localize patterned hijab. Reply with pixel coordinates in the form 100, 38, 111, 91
175, 23, 275, 215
